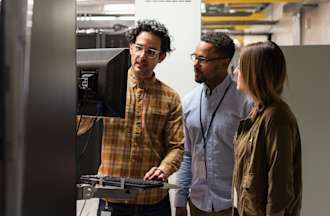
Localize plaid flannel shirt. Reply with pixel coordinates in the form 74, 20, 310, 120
78, 68, 184, 204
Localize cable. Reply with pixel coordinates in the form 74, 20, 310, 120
77, 102, 102, 162
78, 200, 87, 216
78, 116, 98, 162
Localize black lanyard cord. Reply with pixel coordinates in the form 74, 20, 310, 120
199, 82, 232, 148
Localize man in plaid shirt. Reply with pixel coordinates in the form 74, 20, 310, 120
78, 19, 184, 216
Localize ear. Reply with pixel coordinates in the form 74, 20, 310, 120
223, 58, 231, 65
222, 58, 231, 68
158, 53, 166, 63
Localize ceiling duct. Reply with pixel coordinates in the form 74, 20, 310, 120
283, 2, 318, 13
203, 20, 279, 25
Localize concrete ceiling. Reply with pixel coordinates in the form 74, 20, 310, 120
76, 0, 323, 36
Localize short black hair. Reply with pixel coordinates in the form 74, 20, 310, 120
126, 19, 172, 54
201, 32, 235, 60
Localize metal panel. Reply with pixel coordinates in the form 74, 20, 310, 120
0, 0, 5, 212
282, 45, 330, 216
23, 0, 76, 215
4, 0, 76, 215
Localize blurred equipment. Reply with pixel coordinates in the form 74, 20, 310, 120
77, 48, 130, 118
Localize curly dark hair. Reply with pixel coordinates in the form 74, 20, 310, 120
201, 32, 235, 60
126, 19, 172, 54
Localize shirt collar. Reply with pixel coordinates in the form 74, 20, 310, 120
128, 68, 156, 89
202, 75, 231, 97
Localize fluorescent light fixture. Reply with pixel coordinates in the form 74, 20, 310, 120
76, 29, 97, 34
77, 16, 134, 21
104, 4, 135, 15
118, 15, 135, 20
77, 16, 117, 21
201, 3, 206, 13
86, 29, 96, 34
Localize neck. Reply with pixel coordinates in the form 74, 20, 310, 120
205, 74, 227, 90
133, 69, 153, 81
246, 90, 259, 105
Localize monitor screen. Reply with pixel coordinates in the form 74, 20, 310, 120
76, 48, 130, 118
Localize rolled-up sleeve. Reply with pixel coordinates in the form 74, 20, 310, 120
158, 94, 185, 176
76, 116, 96, 136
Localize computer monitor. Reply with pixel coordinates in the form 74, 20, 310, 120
76, 48, 130, 118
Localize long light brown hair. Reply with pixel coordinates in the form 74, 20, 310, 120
239, 41, 287, 107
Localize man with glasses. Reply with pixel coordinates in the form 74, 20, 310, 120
80, 19, 184, 216
174, 32, 252, 216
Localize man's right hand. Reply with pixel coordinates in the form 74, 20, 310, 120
175, 207, 187, 216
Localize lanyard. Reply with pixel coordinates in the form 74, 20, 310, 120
199, 82, 232, 148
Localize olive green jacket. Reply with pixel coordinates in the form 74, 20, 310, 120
233, 99, 302, 216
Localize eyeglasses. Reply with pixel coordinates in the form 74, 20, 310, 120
190, 53, 225, 63
133, 44, 161, 59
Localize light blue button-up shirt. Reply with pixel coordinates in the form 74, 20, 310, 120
175, 75, 252, 212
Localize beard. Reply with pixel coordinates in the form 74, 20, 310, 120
195, 71, 207, 83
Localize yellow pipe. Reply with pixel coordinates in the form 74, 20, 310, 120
203, 13, 266, 22
235, 36, 245, 46
205, 0, 301, 3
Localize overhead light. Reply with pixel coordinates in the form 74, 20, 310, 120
201, 3, 206, 13
76, 29, 97, 34
118, 15, 135, 20
103, 4, 135, 15
77, 16, 134, 21
77, 16, 117, 21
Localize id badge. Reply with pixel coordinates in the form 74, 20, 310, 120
196, 161, 206, 180
195, 145, 206, 180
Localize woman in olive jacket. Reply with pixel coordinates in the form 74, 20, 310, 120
232, 41, 302, 216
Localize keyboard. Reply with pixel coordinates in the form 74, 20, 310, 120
80, 175, 164, 189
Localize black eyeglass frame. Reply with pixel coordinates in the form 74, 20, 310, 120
190, 53, 227, 63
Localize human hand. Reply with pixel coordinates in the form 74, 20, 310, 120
143, 166, 167, 181
175, 207, 187, 216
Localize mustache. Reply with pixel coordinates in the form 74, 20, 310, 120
135, 58, 147, 65
194, 70, 206, 83
194, 68, 202, 73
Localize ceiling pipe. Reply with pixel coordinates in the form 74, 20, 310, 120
203, 20, 279, 25
205, 0, 302, 3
